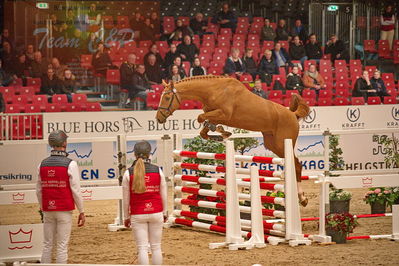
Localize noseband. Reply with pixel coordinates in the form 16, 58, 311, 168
158, 87, 181, 119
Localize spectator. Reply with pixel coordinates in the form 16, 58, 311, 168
212, 3, 237, 32
223, 48, 246, 77
120, 53, 137, 93
169, 29, 183, 43
286, 66, 304, 94
150, 12, 161, 33
60, 69, 76, 102
324, 34, 349, 63
84, 32, 100, 54
273, 42, 291, 68
189, 57, 207, 76
302, 64, 324, 97
289, 36, 307, 67
140, 18, 155, 42
50, 14, 66, 60
252, 79, 266, 99
51, 57, 67, 80
0, 29, 13, 48
129, 64, 149, 107
290, 19, 307, 42
169, 64, 184, 82
86, 3, 101, 33
168, 56, 186, 78
13, 53, 28, 81
31, 51, 50, 78
1, 41, 15, 74
305, 33, 323, 62
163, 43, 179, 69
177, 35, 199, 63
275, 19, 290, 41
370, 70, 390, 101
130, 12, 143, 40
190, 13, 208, 36
258, 49, 279, 85
174, 19, 193, 38
144, 44, 164, 67
25, 44, 35, 66
0, 59, 13, 86
261, 19, 276, 41
353, 70, 376, 101
380, 5, 396, 50
145, 54, 162, 84
91, 42, 113, 76
242, 48, 258, 80
65, 9, 77, 40
41, 68, 61, 97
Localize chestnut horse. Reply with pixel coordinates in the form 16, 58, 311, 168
155, 76, 310, 205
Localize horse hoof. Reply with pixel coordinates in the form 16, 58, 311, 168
299, 197, 308, 207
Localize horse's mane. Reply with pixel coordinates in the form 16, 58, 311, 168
175, 75, 234, 85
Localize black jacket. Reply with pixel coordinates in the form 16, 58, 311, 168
289, 43, 306, 60
163, 51, 179, 69
40, 75, 61, 95
242, 56, 257, 74
275, 26, 289, 41
177, 43, 199, 63
305, 42, 323, 60
212, 10, 237, 30
252, 89, 267, 99
119, 62, 136, 90
258, 56, 279, 75
144, 63, 162, 84
189, 66, 206, 76
370, 78, 390, 96
61, 78, 76, 94
353, 78, 372, 97
190, 19, 207, 35
286, 73, 304, 91
132, 72, 151, 91
325, 40, 349, 61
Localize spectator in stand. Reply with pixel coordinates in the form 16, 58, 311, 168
84, 32, 100, 54
370, 70, 390, 101
169, 64, 184, 82
140, 18, 155, 42
223, 48, 246, 78
12, 53, 28, 85
252, 79, 266, 99
145, 54, 162, 85
168, 29, 183, 43
60, 69, 76, 102
144, 44, 163, 67
177, 35, 199, 63
31, 51, 50, 78
258, 49, 279, 85
130, 12, 143, 40
0, 59, 13, 86
129, 64, 150, 108
25, 44, 35, 66
305, 33, 323, 63
353, 70, 376, 101
286, 66, 304, 94
163, 43, 178, 69
289, 36, 307, 67
168, 56, 186, 78
302, 64, 324, 97
0, 29, 13, 49
261, 18, 276, 42
189, 57, 207, 76
91, 42, 113, 76
41, 68, 61, 98
380, 5, 396, 50
212, 2, 237, 32
174, 19, 194, 38
51, 57, 67, 80
190, 13, 208, 36
275, 19, 290, 41
119, 54, 137, 106
86, 3, 101, 34
290, 19, 307, 42
150, 12, 160, 33
324, 34, 349, 63
273, 42, 291, 68
242, 48, 258, 80
1, 41, 15, 74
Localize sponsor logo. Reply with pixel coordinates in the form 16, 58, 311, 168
301, 109, 320, 130
144, 202, 154, 211
82, 189, 93, 200
304, 109, 316, 123
48, 200, 56, 209
8, 228, 33, 250
342, 107, 364, 129
387, 106, 399, 128
12, 193, 25, 204
346, 107, 360, 122
47, 170, 55, 177
122, 117, 143, 133
0, 173, 33, 181
362, 177, 373, 187
144, 175, 150, 182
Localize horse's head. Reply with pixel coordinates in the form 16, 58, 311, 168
156, 80, 181, 124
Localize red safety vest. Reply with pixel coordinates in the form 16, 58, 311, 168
381, 15, 395, 31
40, 154, 75, 212
129, 166, 163, 215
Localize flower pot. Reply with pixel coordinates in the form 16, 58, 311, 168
330, 199, 350, 213
371, 201, 386, 214
326, 229, 347, 244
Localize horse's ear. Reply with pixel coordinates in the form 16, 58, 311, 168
162, 79, 168, 87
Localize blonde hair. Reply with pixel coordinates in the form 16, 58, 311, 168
132, 157, 146, 193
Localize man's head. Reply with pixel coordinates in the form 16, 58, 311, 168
231, 48, 240, 59
264, 19, 270, 26
254, 79, 262, 90
3, 41, 11, 52
292, 66, 299, 75
48, 130, 68, 149
176, 19, 183, 27
150, 44, 158, 54
222, 3, 229, 12
193, 57, 201, 66
127, 54, 137, 64
64, 69, 73, 79
148, 54, 156, 65
245, 48, 253, 57
90, 3, 96, 11
170, 43, 177, 52
293, 35, 301, 45
264, 49, 272, 59
47, 68, 55, 78
373, 70, 381, 79
150, 12, 158, 20
27, 44, 34, 53
135, 12, 141, 19
278, 19, 286, 27
295, 19, 302, 27
195, 13, 203, 22
309, 64, 317, 73
2, 29, 9, 37
144, 18, 151, 26
274, 42, 281, 51
183, 35, 191, 45
51, 57, 60, 68
136, 64, 145, 74
18, 54, 26, 63
330, 34, 337, 43
174, 56, 182, 66
309, 34, 317, 43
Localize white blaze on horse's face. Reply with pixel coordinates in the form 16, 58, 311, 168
156, 85, 180, 124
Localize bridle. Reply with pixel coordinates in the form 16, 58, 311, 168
158, 86, 181, 119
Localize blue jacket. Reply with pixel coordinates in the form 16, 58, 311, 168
272, 48, 291, 66
257, 56, 279, 75
223, 57, 246, 75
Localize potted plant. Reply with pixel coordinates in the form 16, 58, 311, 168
329, 187, 352, 213
263, 191, 285, 211
363, 187, 398, 214
325, 212, 358, 244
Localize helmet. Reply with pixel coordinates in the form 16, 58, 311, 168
48, 130, 68, 147
134, 140, 151, 158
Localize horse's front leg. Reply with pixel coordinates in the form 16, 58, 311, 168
197, 109, 232, 124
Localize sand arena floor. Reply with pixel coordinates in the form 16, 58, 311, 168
1, 181, 398, 265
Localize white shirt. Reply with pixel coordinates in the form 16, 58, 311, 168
36, 161, 84, 213
122, 168, 168, 220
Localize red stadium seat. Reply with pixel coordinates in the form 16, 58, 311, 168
302, 89, 316, 99
64, 103, 82, 112
351, 97, 365, 105
378, 40, 391, 58
278, 41, 289, 51
335, 80, 350, 91
319, 90, 333, 98
219, 28, 232, 37
52, 94, 68, 104
383, 96, 397, 104
180, 100, 196, 110
5, 104, 22, 113
151, 84, 164, 94
364, 40, 377, 53
334, 60, 347, 68
86, 102, 102, 111
239, 74, 253, 83
147, 92, 161, 110
333, 97, 350, 106
317, 97, 332, 106
116, 16, 129, 29
365, 66, 377, 76
349, 59, 362, 68
24, 104, 42, 113
12, 95, 29, 105
268, 90, 283, 99
72, 94, 88, 103
285, 90, 299, 99
303, 97, 316, 106
80, 54, 93, 69
106, 69, 120, 85
367, 96, 381, 105
46, 104, 62, 112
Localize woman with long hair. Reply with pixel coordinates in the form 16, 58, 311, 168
122, 141, 167, 265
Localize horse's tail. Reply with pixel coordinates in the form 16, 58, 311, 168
289, 93, 310, 120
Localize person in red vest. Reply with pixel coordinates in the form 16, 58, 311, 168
36, 130, 85, 263
380, 5, 396, 50
122, 140, 167, 265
